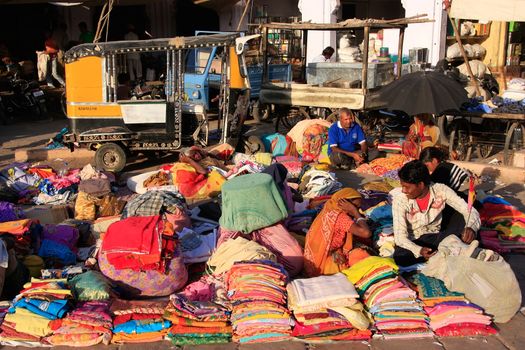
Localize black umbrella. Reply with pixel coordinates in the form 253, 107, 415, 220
378, 70, 468, 116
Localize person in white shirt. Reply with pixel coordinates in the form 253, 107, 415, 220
391, 160, 480, 266
124, 24, 142, 82
311, 46, 335, 63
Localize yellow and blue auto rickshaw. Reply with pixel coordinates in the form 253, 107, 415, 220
63, 33, 255, 172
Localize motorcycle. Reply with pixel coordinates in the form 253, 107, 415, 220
0, 75, 48, 120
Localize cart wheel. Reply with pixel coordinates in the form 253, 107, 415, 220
449, 120, 473, 162
243, 135, 266, 155
276, 107, 309, 133
325, 109, 339, 124
476, 144, 494, 160
437, 115, 451, 146
503, 122, 525, 166
251, 100, 269, 123
95, 143, 127, 172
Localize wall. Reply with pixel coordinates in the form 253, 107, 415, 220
219, 0, 300, 32
299, 0, 340, 63
382, 0, 447, 65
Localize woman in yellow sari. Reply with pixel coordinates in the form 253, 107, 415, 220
303, 188, 372, 277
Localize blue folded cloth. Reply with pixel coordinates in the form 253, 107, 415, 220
113, 319, 171, 334
10, 298, 69, 320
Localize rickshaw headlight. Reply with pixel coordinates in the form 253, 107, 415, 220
192, 91, 200, 98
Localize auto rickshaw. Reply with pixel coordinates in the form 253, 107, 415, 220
63, 33, 255, 172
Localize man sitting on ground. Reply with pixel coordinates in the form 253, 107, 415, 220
328, 108, 367, 170
391, 160, 480, 266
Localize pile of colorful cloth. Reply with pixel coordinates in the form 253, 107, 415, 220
45, 300, 113, 346
165, 294, 231, 345
356, 154, 410, 177
1, 278, 72, 345
110, 299, 171, 344
479, 197, 525, 252
227, 260, 292, 343
408, 273, 497, 337
287, 273, 371, 341
343, 257, 433, 339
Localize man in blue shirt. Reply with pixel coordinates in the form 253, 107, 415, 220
328, 108, 367, 170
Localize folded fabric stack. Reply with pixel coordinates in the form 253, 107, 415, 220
44, 300, 113, 346
479, 198, 525, 252
164, 294, 231, 345
409, 273, 497, 337
110, 299, 171, 344
1, 278, 72, 345
287, 273, 371, 341
342, 257, 433, 339
227, 260, 292, 343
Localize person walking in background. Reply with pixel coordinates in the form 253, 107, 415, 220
44, 36, 65, 88
124, 24, 142, 82
78, 22, 94, 44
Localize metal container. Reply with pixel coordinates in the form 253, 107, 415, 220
306, 62, 395, 89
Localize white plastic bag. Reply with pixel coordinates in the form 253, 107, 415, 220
423, 255, 521, 323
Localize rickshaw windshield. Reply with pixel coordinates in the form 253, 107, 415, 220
185, 47, 213, 75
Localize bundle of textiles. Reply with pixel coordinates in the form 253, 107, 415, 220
287, 273, 372, 341
44, 300, 113, 346
274, 156, 303, 178
342, 257, 433, 339
227, 260, 292, 343
217, 224, 304, 277
479, 197, 525, 252
1, 278, 73, 345
110, 299, 171, 344
365, 203, 395, 257
356, 154, 410, 177
408, 273, 497, 337
164, 294, 231, 345
0, 163, 80, 204
298, 168, 342, 199
207, 237, 277, 276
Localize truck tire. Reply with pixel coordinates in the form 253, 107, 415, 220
95, 143, 127, 172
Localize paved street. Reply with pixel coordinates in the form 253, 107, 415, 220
1, 116, 525, 349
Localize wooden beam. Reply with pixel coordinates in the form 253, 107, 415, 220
447, 10, 482, 96
397, 27, 405, 79
362, 26, 370, 94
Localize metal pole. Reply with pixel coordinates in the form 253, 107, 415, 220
262, 26, 268, 83
397, 27, 405, 79
361, 26, 370, 94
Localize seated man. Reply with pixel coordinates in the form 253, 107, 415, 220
328, 108, 367, 170
392, 160, 480, 266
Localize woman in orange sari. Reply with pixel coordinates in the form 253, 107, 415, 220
402, 114, 440, 158
303, 188, 372, 277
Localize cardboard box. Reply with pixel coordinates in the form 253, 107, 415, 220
23, 205, 70, 225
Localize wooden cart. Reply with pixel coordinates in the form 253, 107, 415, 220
443, 112, 525, 166
256, 16, 432, 132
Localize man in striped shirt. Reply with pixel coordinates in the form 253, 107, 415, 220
420, 147, 469, 196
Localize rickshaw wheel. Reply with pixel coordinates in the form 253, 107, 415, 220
95, 143, 127, 173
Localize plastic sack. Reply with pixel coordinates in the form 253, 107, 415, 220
423, 254, 521, 323
69, 270, 112, 301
